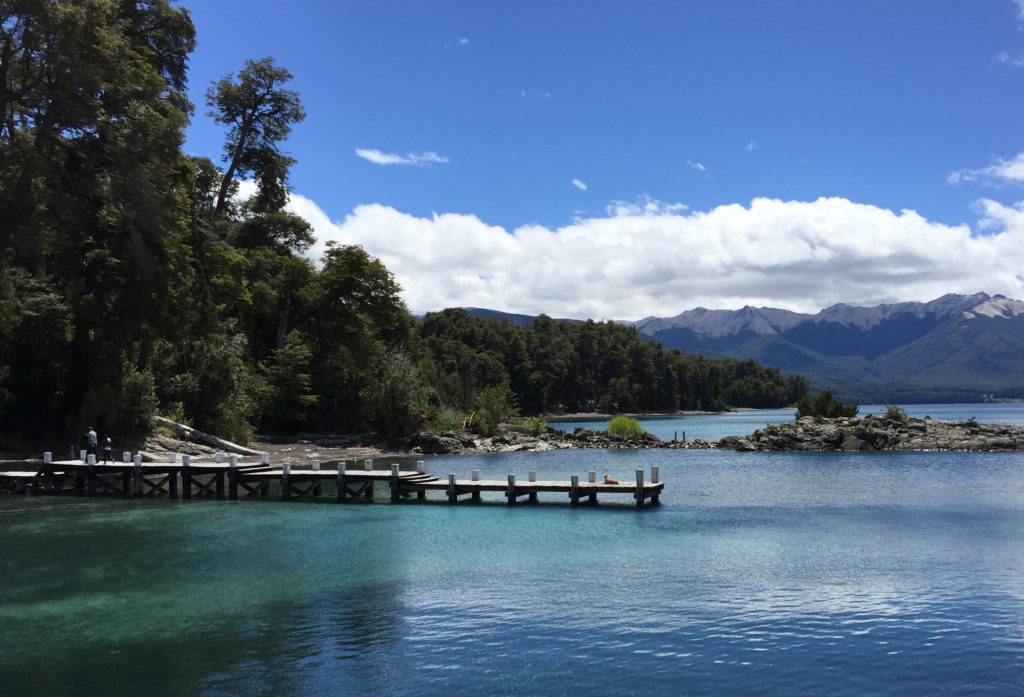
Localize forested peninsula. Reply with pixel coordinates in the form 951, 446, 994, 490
0, 1, 809, 448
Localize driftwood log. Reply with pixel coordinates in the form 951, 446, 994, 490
153, 416, 265, 457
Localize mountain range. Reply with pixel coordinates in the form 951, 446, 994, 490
632, 293, 1024, 402
464, 293, 1024, 402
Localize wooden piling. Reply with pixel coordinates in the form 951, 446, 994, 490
570, 474, 579, 506
87, 455, 96, 495
528, 469, 538, 503
132, 455, 142, 496
282, 462, 291, 500
506, 474, 517, 505
635, 469, 644, 509
181, 455, 192, 500
448, 473, 457, 503
390, 463, 400, 503
336, 461, 347, 502
228, 456, 238, 499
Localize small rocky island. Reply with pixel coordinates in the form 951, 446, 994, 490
718, 414, 1024, 452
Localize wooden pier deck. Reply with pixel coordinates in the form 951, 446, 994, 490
0, 454, 664, 509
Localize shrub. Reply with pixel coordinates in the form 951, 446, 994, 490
607, 415, 645, 440
518, 416, 549, 437
424, 406, 465, 433
475, 384, 517, 436
883, 404, 908, 425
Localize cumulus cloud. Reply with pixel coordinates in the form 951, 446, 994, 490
445, 37, 469, 48
948, 150, 1024, 185
687, 160, 708, 172
746, 141, 759, 152
265, 191, 1024, 320
355, 148, 449, 166
571, 178, 588, 191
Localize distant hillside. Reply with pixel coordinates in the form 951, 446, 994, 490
464, 307, 581, 328
633, 293, 1024, 403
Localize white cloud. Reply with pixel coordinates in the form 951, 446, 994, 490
445, 37, 469, 48
948, 150, 1024, 185
1013, 0, 1024, 22
268, 191, 1024, 320
355, 148, 449, 166
571, 178, 588, 191
746, 141, 759, 152
687, 160, 708, 172
996, 51, 1024, 66
606, 195, 687, 218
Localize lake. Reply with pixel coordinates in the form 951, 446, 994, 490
549, 402, 1024, 442
3, 404, 1024, 696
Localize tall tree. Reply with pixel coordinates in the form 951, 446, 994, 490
206, 57, 305, 217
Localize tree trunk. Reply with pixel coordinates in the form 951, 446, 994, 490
153, 415, 264, 456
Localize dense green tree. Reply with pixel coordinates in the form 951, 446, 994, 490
205, 57, 305, 217
364, 349, 427, 440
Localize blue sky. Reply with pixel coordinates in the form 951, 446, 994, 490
180, 1, 1024, 318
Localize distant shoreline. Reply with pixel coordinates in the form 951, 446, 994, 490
545, 408, 760, 422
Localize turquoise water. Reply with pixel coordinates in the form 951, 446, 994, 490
4, 406, 1024, 695
550, 402, 1024, 442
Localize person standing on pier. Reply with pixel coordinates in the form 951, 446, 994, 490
86, 427, 98, 462
102, 437, 113, 464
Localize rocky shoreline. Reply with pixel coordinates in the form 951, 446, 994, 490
131, 415, 1024, 463
403, 428, 716, 455
718, 415, 1024, 452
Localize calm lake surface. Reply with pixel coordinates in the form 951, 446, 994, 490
3, 404, 1024, 696
550, 402, 1024, 442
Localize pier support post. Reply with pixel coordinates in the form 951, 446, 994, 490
390, 463, 401, 503
228, 456, 238, 500
336, 461, 347, 502
506, 474, 518, 505
364, 459, 373, 471
181, 455, 191, 500
80, 449, 87, 462
282, 462, 291, 500
650, 466, 660, 505
215, 452, 224, 464
122, 451, 131, 463
261, 452, 270, 466
86, 454, 96, 496
43, 451, 52, 465
471, 469, 481, 501
588, 471, 596, 483
312, 460, 321, 497
416, 461, 426, 500
635, 469, 644, 509
528, 469, 537, 503
570, 474, 579, 506
133, 455, 142, 496
448, 473, 457, 503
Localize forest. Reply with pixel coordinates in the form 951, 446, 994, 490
0, 1, 809, 445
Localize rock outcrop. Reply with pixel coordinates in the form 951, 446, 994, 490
718, 415, 1024, 452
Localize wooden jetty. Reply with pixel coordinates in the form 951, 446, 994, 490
0, 452, 664, 509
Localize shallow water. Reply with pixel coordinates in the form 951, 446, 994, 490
3, 444, 1024, 696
